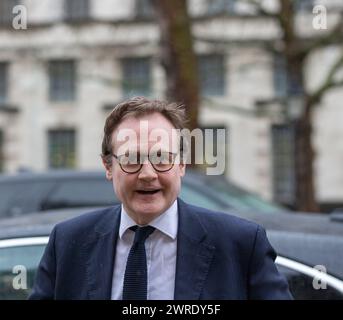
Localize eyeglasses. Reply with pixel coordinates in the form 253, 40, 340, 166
112, 151, 178, 174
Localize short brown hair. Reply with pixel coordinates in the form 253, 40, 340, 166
101, 96, 187, 166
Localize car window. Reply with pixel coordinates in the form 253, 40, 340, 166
180, 184, 225, 211
0, 181, 55, 218
0, 172, 287, 219
268, 232, 343, 280
209, 178, 287, 213
277, 264, 343, 300
0, 244, 46, 300
40, 178, 119, 210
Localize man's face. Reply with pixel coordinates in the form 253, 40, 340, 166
103, 112, 185, 225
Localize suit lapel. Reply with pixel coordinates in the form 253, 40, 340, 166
84, 206, 121, 299
174, 199, 216, 300
81, 201, 215, 300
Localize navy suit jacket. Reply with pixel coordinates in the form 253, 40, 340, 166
30, 199, 292, 300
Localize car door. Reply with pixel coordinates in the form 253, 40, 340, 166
0, 237, 48, 299
276, 256, 343, 299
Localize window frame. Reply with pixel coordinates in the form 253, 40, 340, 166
0, 0, 19, 26
64, 0, 90, 22
271, 123, 296, 206
198, 54, 226, 97
206, 0, 237, 15
48, 60, 76, 102
134, 0, 155, 19
121, 57, 152, 98
47, 129, 77, 169
0, 62, 8, 104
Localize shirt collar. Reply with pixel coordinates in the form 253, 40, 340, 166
119, 199, 178, 240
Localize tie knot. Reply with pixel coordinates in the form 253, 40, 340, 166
130, 225, 155, 245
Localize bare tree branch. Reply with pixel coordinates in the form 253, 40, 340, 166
300, 12, 343, 58
330, 79, 343, 89
309, 52, 343, 104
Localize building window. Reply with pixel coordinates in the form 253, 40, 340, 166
48, 129, 76, 169
0, 130, 3, 172
198, 55, 225, 96
0, 63, 8, 104
207, 0, 236, 15
273, 55, 287, 98
274, 55, 303, 98
64, 0, 90, 22
272, 124, 295, 206
49, 60, 76, 102
0, 0, 19, 25
121, 57, 151, 97
135, 0, 155, 19
294, 0, 314, 12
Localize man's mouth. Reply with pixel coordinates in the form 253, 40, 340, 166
136, 189, 161, 195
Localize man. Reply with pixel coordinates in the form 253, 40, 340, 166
30, 96, 292, 300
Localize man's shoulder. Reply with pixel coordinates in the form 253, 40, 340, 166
183, 201, 259, 230
179, 200, 262, 243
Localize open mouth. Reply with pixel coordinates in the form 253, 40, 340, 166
136, 189, 161, 195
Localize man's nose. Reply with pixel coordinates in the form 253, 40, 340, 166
138, 161, 158, 181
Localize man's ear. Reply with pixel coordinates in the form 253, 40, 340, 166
102, 157, 113, 180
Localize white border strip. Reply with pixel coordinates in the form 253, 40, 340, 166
276, 256, 343, 294
0, 237, 49, 248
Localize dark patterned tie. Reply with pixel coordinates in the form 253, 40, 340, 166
122, 225, 155, 300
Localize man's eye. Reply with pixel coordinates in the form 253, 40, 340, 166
128, 154, 139, 164
147, 152, 158, 163
161, 153, 173, 163
119, 154, 138, 164
153, 152, 172, 164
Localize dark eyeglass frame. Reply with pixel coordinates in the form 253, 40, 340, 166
112, 152, 178, 174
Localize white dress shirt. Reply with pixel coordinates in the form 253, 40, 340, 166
111, 200, 178, 300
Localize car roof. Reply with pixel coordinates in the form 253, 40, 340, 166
231, 209, 343, 236
0, 169, 229, 182
0, 170, 107, 182
0, 169, 289, 217
1, 170, 341, 237
0, 204, 341, 238
0, 208, 92, 239
1, 206, 342, 279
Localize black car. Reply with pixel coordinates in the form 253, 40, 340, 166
0, 207, 343, 300
0, 169, 287, 219
1, 170, 342, 299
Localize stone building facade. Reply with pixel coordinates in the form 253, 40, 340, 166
0, 0, 342, 209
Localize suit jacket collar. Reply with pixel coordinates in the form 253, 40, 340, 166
83, 199, 215, 300
83, 205, 121, 299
